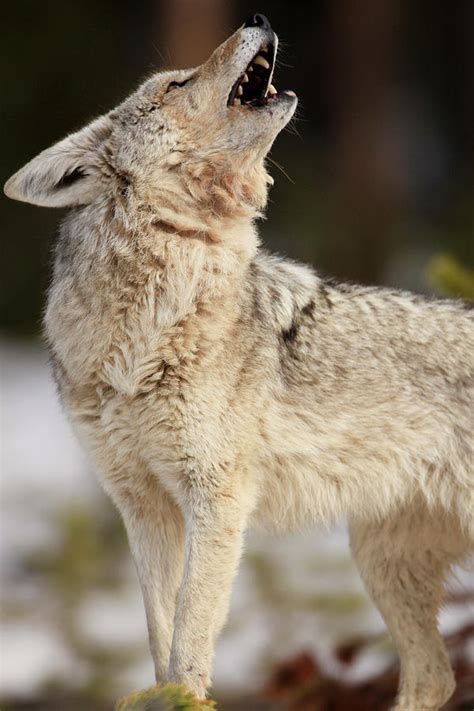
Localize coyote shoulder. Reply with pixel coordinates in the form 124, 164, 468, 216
5, 13, 473, 711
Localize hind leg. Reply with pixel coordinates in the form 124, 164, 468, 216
349, 515, 456, 711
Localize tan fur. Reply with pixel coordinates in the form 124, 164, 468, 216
5, 19, 473, 710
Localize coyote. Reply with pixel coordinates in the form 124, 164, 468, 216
5, 13, 473, 710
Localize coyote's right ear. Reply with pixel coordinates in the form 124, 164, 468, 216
4, 114, 113, 208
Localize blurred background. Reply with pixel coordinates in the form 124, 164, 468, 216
1, 1, 473, 709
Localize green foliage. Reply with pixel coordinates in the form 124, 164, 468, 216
116, 683, 216, 711
27, 505, 127, 603
427, 254, 474, 302
246, 550, 366, 615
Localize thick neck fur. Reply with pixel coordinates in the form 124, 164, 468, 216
45, 157, 268, 392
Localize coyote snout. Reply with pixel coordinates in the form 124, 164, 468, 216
4, 14, 296, 213
4, 13, 473, 711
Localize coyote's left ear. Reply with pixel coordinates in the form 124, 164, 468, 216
4, 114, 113, 208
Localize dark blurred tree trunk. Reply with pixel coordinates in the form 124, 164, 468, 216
464, 1, 474, 162
325, 0, 402, 285
157, 0, 233, 68
435, 0, 474, 178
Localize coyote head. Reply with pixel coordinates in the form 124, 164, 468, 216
4, 15, 296, 225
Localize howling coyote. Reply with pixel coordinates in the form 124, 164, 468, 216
5, 13, 473, 711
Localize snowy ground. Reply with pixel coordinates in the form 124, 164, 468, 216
1, 339, 472, 701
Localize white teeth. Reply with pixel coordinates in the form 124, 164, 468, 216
233, 98, 241, 106
253, 55, 270, 70
247, 65, 253, 72
241, 73, 249, 83
267, 84, 277, 96
237, 85, 243, 96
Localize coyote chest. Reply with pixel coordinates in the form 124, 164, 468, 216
51, 281, 256, 505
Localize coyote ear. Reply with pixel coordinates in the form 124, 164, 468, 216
4, 115, 113, 208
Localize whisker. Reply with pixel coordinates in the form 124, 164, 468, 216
266, 156, 295, 184
150, 42, 167, 67
284, 118, 303, 139
274, 59, 294, 69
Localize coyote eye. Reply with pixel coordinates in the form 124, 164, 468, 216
166, 78, 190, 93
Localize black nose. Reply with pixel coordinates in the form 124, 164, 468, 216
244, 13, 271, 31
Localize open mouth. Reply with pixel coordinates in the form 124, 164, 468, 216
228, 42, 289, 108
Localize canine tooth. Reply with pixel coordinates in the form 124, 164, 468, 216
237, 85, 243, 96
234, 98, 241, 105
242, 73, 249, 83
268, 84, 277, 95
247, 65, 253, 72
253, 55, 270, 70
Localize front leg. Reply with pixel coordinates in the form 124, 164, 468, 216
118, 484, 185, 682
168, 482, 251, 698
